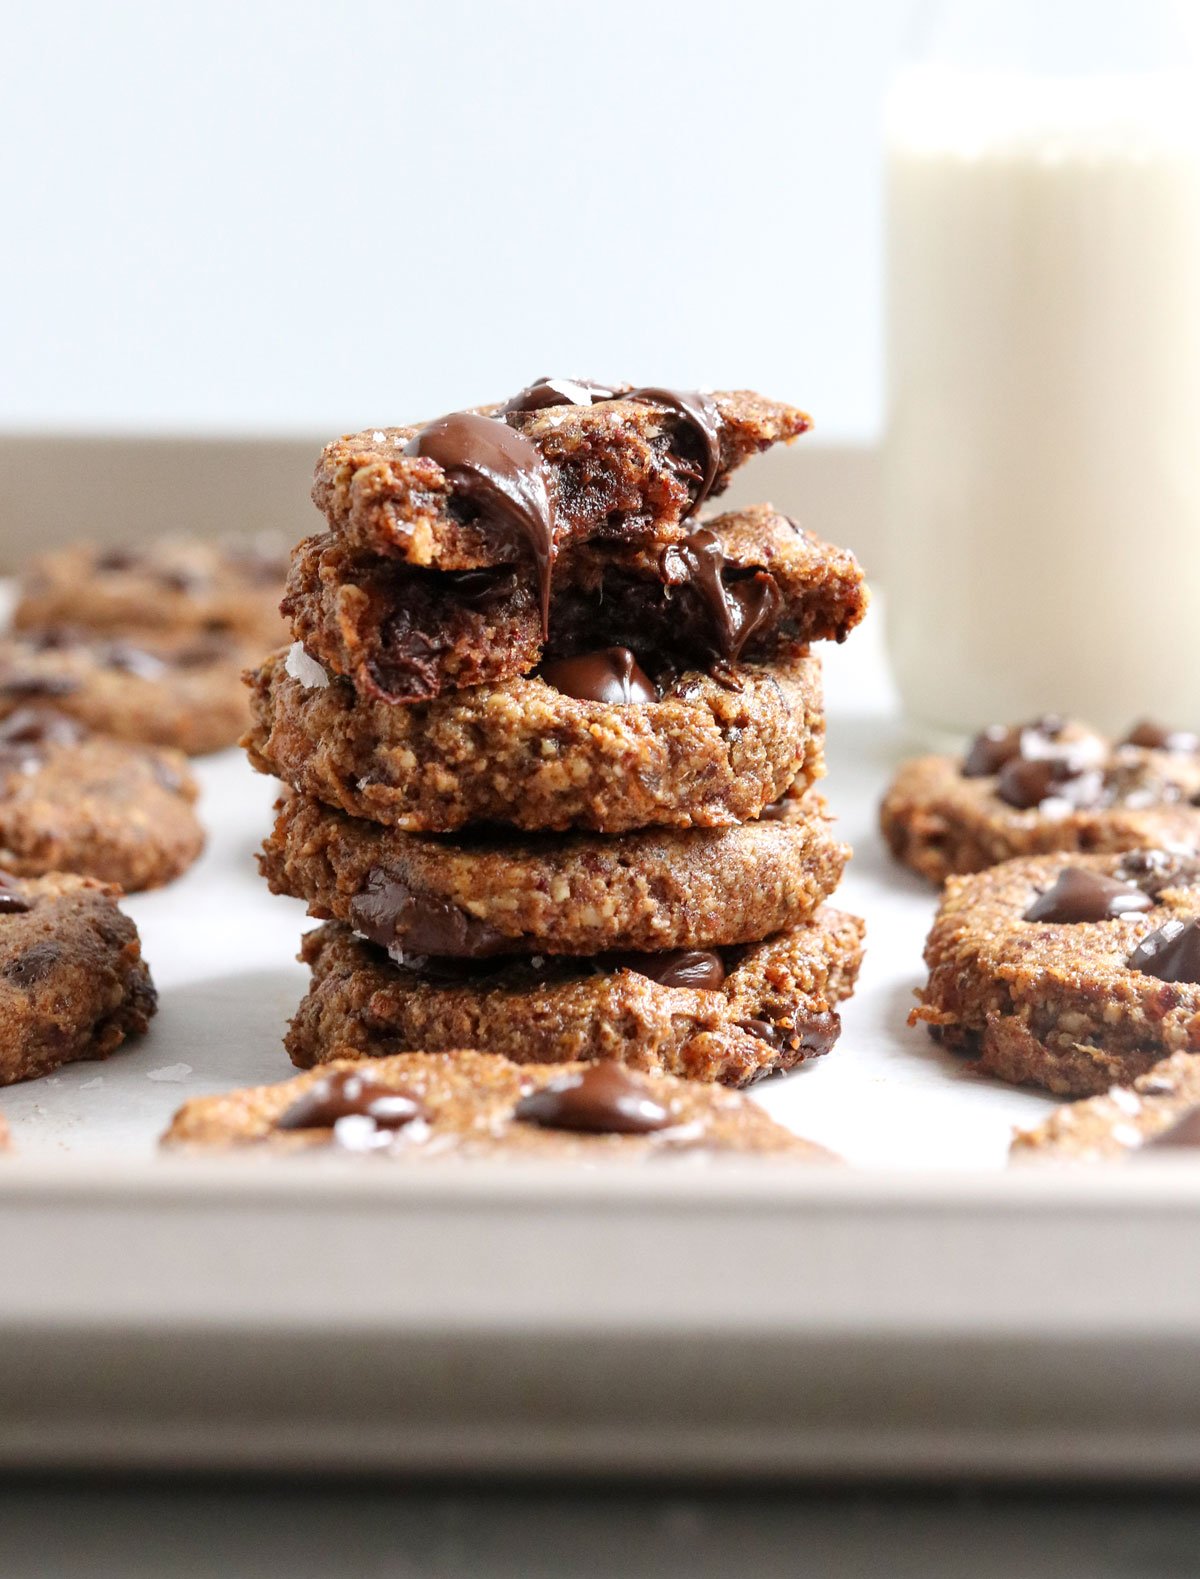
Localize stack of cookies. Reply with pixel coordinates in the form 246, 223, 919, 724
247, 380, 869, 1086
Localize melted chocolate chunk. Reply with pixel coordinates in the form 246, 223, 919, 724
1123, 720, 1200, 753
2, 940, 61, 982
502, 377, 617, 414
962, 715, 1067, 778
540, 647, 657, 704
660, 528, 783, 660
406, 411, 557, 637
621, 388, 723, 513
349, 866, 508, 959
995, 755, 1102, 812
1117, 849, 1200, 899
0, 883, 31, 915
1023, 868, 1155, 924
1142, 1106, 1200, 1151
0, 706, 87, 774
1128, 918, 1200, 984
613, 949, 726, 990
276, 1068, 427, 1132
513, 1061, 673, 1135
736, 1009, 840, 1057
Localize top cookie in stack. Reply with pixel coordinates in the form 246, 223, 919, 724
248, 381, 869, 1085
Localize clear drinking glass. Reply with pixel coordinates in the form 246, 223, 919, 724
884, 1, 1200, 741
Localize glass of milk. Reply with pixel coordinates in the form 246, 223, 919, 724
884, 1, 1200, 741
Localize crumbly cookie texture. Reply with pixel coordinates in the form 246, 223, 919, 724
911, 849, 1200, 1096
286, 912, 864, 1086
245, 647, 825, 834
0, 871, 156, 1085
881, 718, 1200, 884
0, 629, 260, 755
163, 1048, 837, 1158
0, 709, 203, 891
314, 390, 809, 567
260, 787, 849, 959
1011, 1051, 1200, 1161
14, 535, 290, 652
284, 505, 866, 703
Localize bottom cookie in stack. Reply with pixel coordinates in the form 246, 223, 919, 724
162, 1050, 839, 1160
287, 910, 865, 1087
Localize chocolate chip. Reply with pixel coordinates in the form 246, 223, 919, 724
661, 528, 783, 660
621, 388, 723, 513
995, 755, 1102, 812
513, 1061, 673, 1135
736, 1010, 840, 1058
540, 648, 657, 704
2, 941, 61, 982
1128, 918, 1200, 984
501, 377, 616, 414
405, 411, 557, 638
1116, 848, 1200, 898
1023, 868, 1155, 924
0, 675, 80, 699
613, 949, 726, 990
349, 866, 508, 959
0, 707, 86, 750
1141, 1106, 1200, 1151
1123, 720, 1200, 753
962, 716, 1067, 778
276, 1068, 426, 1132
0, 892, 31, 915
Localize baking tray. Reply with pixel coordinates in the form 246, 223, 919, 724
2, 610, 1198, 1481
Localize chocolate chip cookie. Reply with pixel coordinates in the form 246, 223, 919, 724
286, 909, 864, 1085
15, 534, 289, 652
881, 716, 1200, 884
0, 629, 259, 755
245, 646, 825, 833
0, 870, 156, 1084
163, 1048, 836, 1157
0, 708, 203, 890
1011, 1050, 1200, 1162
260, 787, 849, 959
285, 505, 866, 703
911, 848, 1200, 1096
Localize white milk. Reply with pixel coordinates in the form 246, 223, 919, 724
884, 68, 1200, 739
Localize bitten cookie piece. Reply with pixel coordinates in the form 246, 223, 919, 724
0, 870, 156, 1085
14, 535, 290, 652
881, 716, 1200, 885
911, 848, 1200, 1096
0, 629, 259, 755
284, 505, 866, 703
314, 387, 811, 582
1011, 1051, 1200, 1161
260, 788, 849, 959
286, 912, 865, 1086
163, 1049, 836, 1159
0, 708, 203, 891
245, 647, 825, 833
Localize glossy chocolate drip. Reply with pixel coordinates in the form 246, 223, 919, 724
736, 1009, 840, 1058
1128, 917, 1200, 984
349, 866, 508, 960
613, 948, 726, 990
662, 528, 783, 660
621, 388, 723, 513
1142, 1106, 1200, 1151
405, 411, 557, 637
1123, 720, 1200, 753
1023, 868, 1155, 924
276, 1067, 426, 1132
513, 1061, 673, 1135
502, 377, 617, 414
540, 647, 657, 704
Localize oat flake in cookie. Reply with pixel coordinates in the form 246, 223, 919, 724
0, 870, 156, 1085
881, 716, 1200, 884
911, 849, 1200, 1097
285, 912, 864, 1087
0, 707, 204, 891
162, 1049, 836, 1159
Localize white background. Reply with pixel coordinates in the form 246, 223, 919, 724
0, 0, 914, 437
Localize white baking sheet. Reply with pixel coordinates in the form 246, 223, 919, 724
0, 607, 1062, 1165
